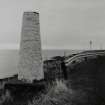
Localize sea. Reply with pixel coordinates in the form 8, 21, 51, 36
42, 49, 82, 60
0, 49, 82, 79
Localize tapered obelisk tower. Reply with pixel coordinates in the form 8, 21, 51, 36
18, 12, 44, 82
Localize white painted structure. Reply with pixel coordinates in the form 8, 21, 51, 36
18, 12, 44, 82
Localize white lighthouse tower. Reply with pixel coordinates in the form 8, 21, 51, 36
18, 12, 44, 83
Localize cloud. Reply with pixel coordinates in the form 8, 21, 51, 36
40, 0, 105, 49
0, 0, 104, 49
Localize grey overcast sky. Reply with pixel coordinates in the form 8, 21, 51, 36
0, 0, 104, 50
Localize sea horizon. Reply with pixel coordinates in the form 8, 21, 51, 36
0, 49, 82, 79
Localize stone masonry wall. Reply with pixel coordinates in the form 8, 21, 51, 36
18, 12, 43, 82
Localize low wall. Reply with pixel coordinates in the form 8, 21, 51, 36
67, 55, 105, 105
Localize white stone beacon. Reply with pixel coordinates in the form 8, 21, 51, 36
18, 12, 44, 83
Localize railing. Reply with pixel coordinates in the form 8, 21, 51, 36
65, 51, 105, 66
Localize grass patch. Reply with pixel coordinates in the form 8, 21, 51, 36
28, 80, 73, 105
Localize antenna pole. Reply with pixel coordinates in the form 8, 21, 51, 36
89, 40, 92, 50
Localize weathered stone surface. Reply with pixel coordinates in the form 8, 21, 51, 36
18, 12, 43, 82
